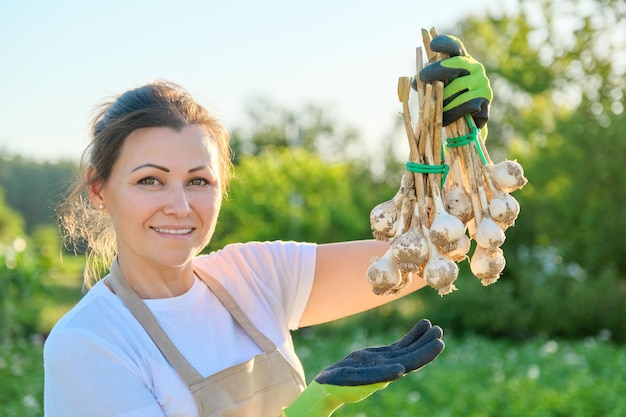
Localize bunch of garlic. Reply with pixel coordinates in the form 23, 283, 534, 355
367, 27, 527, 296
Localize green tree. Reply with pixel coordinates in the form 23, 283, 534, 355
209, 147, 393, 250
229, 97, 364, 164
0, 187, 25, 245
416, 0, 626, 341
0, 153, 75, 233
455, 0, 626, 275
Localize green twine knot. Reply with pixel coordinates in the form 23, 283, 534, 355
445, 115, 487, 164
405, 161, 450, 189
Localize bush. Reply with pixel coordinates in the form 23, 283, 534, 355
0, 237, 52, 342
419, 244, 626, 342
294, 325, 626, 417
0, 339, 44, 417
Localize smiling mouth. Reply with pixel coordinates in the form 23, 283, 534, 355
152, 227, 194, 235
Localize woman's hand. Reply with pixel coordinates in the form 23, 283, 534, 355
282, 319, 444, 416
417, 34, 492, 129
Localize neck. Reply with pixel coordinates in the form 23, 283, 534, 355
114, 256, 195, 299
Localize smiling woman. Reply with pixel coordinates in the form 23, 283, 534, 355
45, 80, 449, 417
88, 124, 223, 298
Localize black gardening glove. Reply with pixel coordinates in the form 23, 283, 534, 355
417, 34, 492, 128
282, 319, 444, 417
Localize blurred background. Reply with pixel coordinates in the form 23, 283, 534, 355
1, 0, 625, 416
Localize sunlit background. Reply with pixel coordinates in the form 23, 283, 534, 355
0, 0, 507, 162
3, 1, 626, 415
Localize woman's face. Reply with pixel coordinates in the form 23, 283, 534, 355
91, 125, 223, 269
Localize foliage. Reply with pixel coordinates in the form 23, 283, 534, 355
420, 243, 626, 342
408, 0, 626, 340
293, 324, 626, 416
0, 152, 75, 233
516, 108, 626, 276
0, 226, 62, 343
0, 340, 44, 417
209, 146, 394, 249
0, 187, 25, 245
229, 97, 363, 164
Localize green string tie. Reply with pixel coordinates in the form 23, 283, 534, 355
405, 161, 450, 189
445, 115, 487, 164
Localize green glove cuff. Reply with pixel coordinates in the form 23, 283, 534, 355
281, 380, 390, 417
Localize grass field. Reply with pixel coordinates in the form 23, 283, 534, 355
2, 257, 625, 416
294, 323, 626, 416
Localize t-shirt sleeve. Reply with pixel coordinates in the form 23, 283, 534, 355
44, 328, 166, 417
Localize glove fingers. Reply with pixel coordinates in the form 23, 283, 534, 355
390, 319, 432, 350
429, 34, 466, 57
443, 98, 490, 127
393, 338, 445, 373
419, 61, 468, 84
396, 325, 443, 353
316, 363, 406, 386
380, 325, 443, 364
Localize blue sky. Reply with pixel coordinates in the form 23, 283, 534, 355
0, 0, 505, 162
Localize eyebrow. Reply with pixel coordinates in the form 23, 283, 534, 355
131, 163, 209, 173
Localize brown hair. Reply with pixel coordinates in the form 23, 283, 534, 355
58, 81, 233, 287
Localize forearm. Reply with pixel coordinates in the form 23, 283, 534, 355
299, 240, 427, 327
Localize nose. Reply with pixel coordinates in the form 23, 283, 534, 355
164, 185, 192, 217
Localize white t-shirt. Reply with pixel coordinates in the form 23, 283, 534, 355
44, 241, 317, 417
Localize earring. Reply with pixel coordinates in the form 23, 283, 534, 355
98, 204, 104, 210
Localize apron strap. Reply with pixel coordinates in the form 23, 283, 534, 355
192, 267, 276, 352
108, 260, 203, 385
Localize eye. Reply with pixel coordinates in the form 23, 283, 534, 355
138, 177, 161, 186
188, 177, 210, 187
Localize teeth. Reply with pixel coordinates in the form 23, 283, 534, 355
153, 228, 193, 235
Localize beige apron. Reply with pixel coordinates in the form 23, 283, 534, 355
108, 260, 306, 417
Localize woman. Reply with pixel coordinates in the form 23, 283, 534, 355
44, 35, 490, 416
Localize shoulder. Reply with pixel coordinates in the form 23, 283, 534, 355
195, 240, 317, 273
194, 241, 317, 331
44, 279, 151, 364
46, 280, 118, 336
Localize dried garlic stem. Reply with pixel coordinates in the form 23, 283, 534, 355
421, 28, 434, 61
467, 136, 491, 214
398, 76, 418, 161
395, 72, 431, 273
424, 83, 465, 247
453, 127, 484, 225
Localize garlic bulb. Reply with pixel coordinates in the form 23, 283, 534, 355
442, 233, 471, 262
475, 216, 505, 249
423, 226, 459, 296
429, 188, 466, 248
487, 160, 528, 193
367, 248, 404, 295
370, 175, 406, 241
391, 228, 429, 273
488, 193, 520, 228
470, 246, 506, 286
444, 185, 474, 224
370, 202, 398, 241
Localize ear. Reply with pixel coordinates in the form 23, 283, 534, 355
86, 166, 105, 209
